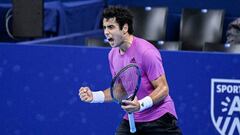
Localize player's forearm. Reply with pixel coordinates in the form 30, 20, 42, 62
103, 88, 113, 102
149, 85, 169, 105
137, 85, 168, 112
149, 74, 169, 105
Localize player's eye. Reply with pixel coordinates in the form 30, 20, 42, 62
108, 25, 115, 29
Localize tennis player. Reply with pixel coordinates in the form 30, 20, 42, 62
79, 6, 182, 135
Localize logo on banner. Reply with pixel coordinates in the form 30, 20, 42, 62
211, 78, 240, 135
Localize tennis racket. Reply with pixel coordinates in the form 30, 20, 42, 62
110, 64, 141, 133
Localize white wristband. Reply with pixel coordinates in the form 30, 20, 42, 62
138, 96, 153, 112
90, 91, 105, 103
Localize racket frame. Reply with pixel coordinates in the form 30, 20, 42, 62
110, 63, 141, 133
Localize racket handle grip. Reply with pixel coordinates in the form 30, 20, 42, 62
128, 113, 136, 133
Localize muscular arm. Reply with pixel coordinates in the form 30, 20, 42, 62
149, 74, 169, 104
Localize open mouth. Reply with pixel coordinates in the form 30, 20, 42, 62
108, 38, 114, 43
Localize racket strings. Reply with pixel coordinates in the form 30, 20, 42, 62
112, 67, 139, 102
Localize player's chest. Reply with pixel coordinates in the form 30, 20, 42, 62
112, 55, 143, 76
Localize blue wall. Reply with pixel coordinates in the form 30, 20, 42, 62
0, 43, 239, 135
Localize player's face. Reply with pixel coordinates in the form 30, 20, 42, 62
103, 17, 125, 48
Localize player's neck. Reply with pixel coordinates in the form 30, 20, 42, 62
119, 34, 133, 54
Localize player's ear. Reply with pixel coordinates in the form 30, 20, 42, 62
123, 24, 128, 34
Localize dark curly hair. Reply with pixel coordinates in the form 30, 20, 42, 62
102, 6, 134, 34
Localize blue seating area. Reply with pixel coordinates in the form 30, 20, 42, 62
0, 0, 104, 42
107, 0, 240, 42
18, 29, 104, 46
1, 0, 240, 49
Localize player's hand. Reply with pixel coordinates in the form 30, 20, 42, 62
79, 87, 93, 103
121, 97, 140, 113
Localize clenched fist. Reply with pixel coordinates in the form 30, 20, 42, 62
79, 87, 93, 103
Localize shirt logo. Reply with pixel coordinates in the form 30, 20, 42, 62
130, 57, 136, 63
